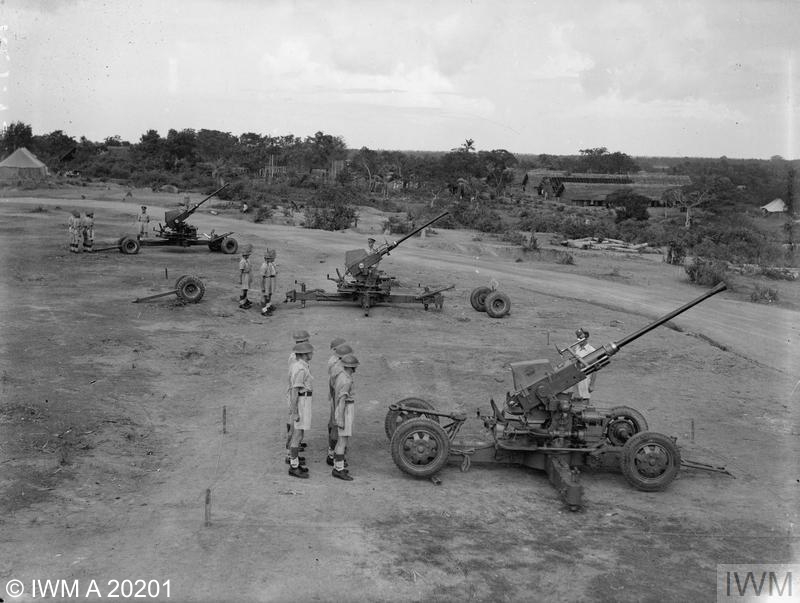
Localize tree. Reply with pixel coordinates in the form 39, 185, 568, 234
478, 149, 517, 195
663, 187, 708, 228
305, 131, 347, 169
32, 130, 77, 166
165, 128, 197, 166
1, 121, 33, 155
606, 190, 650, 223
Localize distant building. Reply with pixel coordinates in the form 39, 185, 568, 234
530, 172, 692, 207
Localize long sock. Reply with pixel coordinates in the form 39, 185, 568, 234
290, 447, 299, 469
334, 454, 345, 471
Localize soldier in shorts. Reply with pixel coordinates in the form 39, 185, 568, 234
238, 244, 253, 309
286, 330, 311, 463
287, 341, 314, 478
326, 341, 352, 466
82, 211, 94, 252
332, 354, 359, 481
137, 206, 150, 238
68, 210, 81, 253
259, 249, 277, 316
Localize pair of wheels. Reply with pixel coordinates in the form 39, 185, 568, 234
385, 399, 450, 478
470, 286, 510, 318
174, 274, 205, 303
603, 405, 681, 490
119, 236, 140, 254
208, 237, 238, 254
383, 399, 681, 491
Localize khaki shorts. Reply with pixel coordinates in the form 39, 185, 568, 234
293, 396, 312, 431
338, 402, 354, 437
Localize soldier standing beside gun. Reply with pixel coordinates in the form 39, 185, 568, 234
287, 341, 314, 479
137, 205, 150, 238
259, 249, 277, 316
286, 330, 311, 464
238, 244, 253, 309
327, 342, 352, 466
81, 211, 94, 253
332, 354, 359, 481
67, 209, 81, 253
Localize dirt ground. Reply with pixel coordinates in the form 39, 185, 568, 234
1, 185, 798, 603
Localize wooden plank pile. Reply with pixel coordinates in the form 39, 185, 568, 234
560, 237, 660, 254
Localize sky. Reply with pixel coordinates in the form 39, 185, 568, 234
2, 0, 799, 159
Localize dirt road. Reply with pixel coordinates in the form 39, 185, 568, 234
1, 191, 797, 602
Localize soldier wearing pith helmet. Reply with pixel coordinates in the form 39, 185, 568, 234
287, 341, 314, 478
327, 341, 352, 465
332, 353, 359, 481
285, 329, 311, 463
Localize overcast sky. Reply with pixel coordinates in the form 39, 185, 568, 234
2, 0, 798, 159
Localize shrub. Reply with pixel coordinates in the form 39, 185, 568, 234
555, 251, 575, 265
684, 258, 729, 286
303, 185, 362, 230
252, 206, 273, 223
383, 215, 413, 234
750, 284, 779, 303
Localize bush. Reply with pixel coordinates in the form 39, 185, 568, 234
303, 185, 362, 231
684, 258, 729, 286
750, 284, 779, 303
555, 251, 575, 265
252, 206, 273, 223
383, 215, 413, 235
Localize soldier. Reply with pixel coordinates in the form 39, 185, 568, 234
570, 328, 596, 401
327, 341, 351, 466
367, 237, 377, 253
259, 249, 277, 316
238, 243, 253, 309
287, 341, 314, 479
286, 330, 311, 463
137, 205, 150, 238
81, 211, 94, 252
332, 353, 359, 481
67, 209, 81, 253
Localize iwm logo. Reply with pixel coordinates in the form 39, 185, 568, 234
717, 565, 798, 601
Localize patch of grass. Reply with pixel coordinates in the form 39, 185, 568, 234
750, 283, 779, 304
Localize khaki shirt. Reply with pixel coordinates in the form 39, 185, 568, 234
333, 370, 354, 406
290, 359, 313, 393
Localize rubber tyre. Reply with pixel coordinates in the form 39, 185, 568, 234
120, 236, 140, 255
390, 417, 450, 478
606, 406, 649, 446
620, 431, 681, 492
174, 274, 191, 291
220, 237, 238, 254
484, 291, 511, 318
384, 398, 439, 440
176, 275, 205, 303
469, 286, 492, 312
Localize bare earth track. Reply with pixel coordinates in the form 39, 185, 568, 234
1, 189, 797, 602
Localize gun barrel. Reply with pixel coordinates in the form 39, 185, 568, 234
614, 282, 726, 350
193, 183, 230, 211
389, 212, 449, 249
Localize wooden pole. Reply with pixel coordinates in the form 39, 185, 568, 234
223, 406, 227, 434
204, 489, 211, 527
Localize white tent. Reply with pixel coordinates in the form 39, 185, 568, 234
0, 147, 48, 182
760, 198, 786, 214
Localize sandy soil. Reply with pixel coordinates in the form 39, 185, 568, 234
0, 186, 798, 602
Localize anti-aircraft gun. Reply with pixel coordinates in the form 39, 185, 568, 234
384, 282, 730, 509
112, 184, 239, 255
284, 212, 454, 315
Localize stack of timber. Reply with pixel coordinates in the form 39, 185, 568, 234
560, 237, 659, 254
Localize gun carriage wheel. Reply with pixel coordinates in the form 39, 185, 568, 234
208, 240, 222, 252
384, 398, 440, 439
469, 286, 492, 312
119, 236, 141, 255
605, 406, 649, 446
175, 275, 205, 303
620, 431, 681, 491
484, 291, 511, 318
390, 417, 451, 478
220, 237, 238, 254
